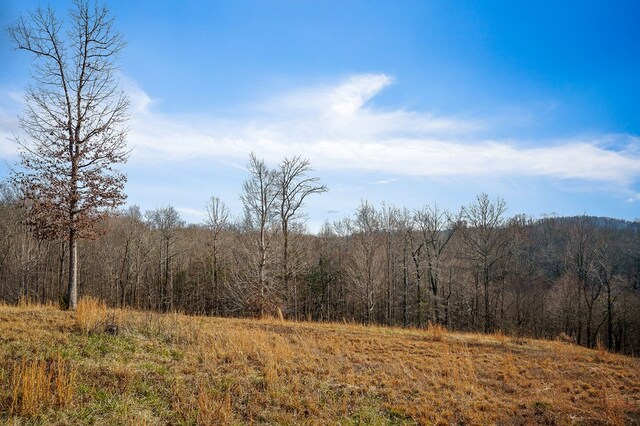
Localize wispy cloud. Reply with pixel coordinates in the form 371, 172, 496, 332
0, 118, 18, 157
2, 75, 639, 193
0, 90, 21, 157
328, 74, 392, 114
125, 74, 640, 191
121, 75, 154, 114
176, 207, 206, 218
372, 178, 399, 185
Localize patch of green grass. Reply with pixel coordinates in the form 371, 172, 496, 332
141, 362, 169, 376
79, 333, 136, 359
130, 378, 170, 412
343, 404, 413, 425
384, 407, 417, 425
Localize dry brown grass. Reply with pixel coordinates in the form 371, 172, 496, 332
1, 302, 639, 424
426, 321, 447, 342
493, 329, 507, 344
6, 355, 77, 417
75, 296, 109, 333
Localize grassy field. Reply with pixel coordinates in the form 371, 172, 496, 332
1, 299, 639, 425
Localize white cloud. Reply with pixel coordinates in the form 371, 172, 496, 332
0, 91, 21, 157
176, 207, 206, 218
120, 75, 153, 114
2, 76, 639, 192
124, 74, 640, 190
262, 73, 392, 116
0, 118, 18, 157
328, 74, 392, 114
372, 178, 399, 185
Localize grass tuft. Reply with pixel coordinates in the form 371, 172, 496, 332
196, 380, 234, 425
7, 354, 76, 417
494, 329, 507, 344
75, 296, 110, 334
426, 321, 447, 341
595, 336, 610, 363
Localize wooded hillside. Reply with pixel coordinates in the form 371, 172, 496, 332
2, 182, 639, 355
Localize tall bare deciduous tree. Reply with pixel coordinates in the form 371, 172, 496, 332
241, 153, 279, 316
276, 156, 327, 319
414, 204, 458, 325
346, 201, 384, 324
145, 207, 184, 312
8, 1, 129, 310
205, 196, 229, 315
381, 203, 401, 326
460, 193, 511, 333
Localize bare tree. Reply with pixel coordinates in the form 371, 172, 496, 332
407, 216, 425, 327
111, 205, 149, 308
564, 215, 601, 346
395, 208, 414, 327
8, 1, 129, 310
276, 156, 327, 319
241, 153, 279, 316
346, 201, 384, 324
592, 227, 626, 350
460, 194, 511, 333
146, 207, 184, 312
205, 196, 230, 315
381, 203, 401, 326
414, 204, 458, 325
0, 182, 40, 302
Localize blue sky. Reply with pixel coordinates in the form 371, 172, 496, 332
1, 0, 639, 230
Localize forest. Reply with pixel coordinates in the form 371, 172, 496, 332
1, 167, 639, 356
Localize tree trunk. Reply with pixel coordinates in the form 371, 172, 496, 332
444, 267, 452, 327
402, 243, 408, 327
213, 245, 219, 316
586, 304, 593, 348
413, 254, 422, 328
386, 229, 392, 326
607, 281, 613, 350
430, 271, 440, 325
483, 263, 490, 333
67, 231, 78, 310
259, 241, 267, 317
282, 224, 291, 319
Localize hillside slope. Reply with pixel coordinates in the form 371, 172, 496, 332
1, 302, 639, 425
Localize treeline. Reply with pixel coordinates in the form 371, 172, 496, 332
1, 171, 639, 355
